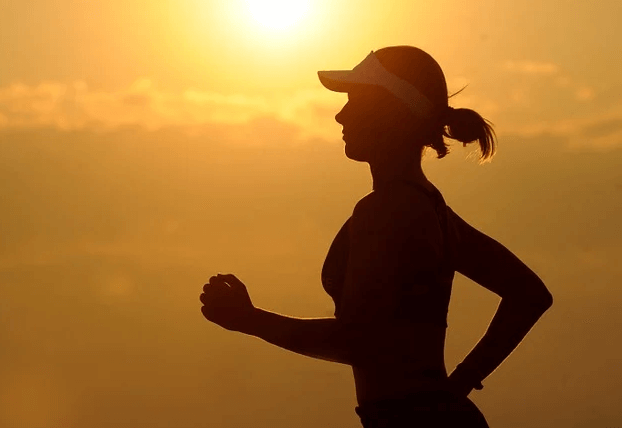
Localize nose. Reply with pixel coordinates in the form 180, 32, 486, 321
335, 101, 349, 125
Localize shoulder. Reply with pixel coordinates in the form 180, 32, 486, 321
351, 183, 439, 232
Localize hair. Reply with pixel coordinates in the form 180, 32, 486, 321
374, 46, 497, 165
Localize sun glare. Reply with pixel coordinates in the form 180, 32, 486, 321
247, 0, 310, 30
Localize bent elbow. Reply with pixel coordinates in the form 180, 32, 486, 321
534, 278, 553, 310
508, 280, 553, 313
530, 284, 553, 313
537, 290, 553, 312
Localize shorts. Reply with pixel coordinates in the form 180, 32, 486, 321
354, 390, 489, 428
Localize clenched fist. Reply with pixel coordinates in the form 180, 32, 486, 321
200, 273, 256, 333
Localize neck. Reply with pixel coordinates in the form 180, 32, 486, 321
370, 159, 428, 191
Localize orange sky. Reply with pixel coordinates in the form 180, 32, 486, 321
1, 1, 622, 427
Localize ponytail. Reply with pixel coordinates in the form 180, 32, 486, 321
427, 106, 497, 165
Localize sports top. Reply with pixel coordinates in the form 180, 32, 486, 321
321, 181, 456, 328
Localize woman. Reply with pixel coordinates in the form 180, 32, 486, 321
200, 46, 553, 427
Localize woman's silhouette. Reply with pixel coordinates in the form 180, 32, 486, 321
200, 46, 553, 427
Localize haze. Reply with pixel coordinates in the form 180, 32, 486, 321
1, 0, 621, 427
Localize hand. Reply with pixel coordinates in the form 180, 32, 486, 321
200, 273, 256, 333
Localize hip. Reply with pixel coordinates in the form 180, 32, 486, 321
354, 389, 489, 428
352, 357, 448, 405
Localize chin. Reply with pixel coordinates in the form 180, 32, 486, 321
344, 143, 368, 162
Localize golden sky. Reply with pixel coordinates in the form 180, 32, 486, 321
1, 0, 622, 427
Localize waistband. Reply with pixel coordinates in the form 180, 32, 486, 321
354, 389, 477, 417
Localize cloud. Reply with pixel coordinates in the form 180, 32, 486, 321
0, 79, 343, 141
580, 118, 622, 139
0, 77, 511, 144
499, 108, 622, 151
503, 60, 559, 75
1, 77, 620, 152
500, 59, 599, 112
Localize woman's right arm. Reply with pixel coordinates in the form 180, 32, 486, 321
447, 208, 554, 390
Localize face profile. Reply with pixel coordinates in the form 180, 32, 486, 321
335, 85, 420, 163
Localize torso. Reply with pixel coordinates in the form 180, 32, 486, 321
351, 321, 449, 405
322, 179, 455, 405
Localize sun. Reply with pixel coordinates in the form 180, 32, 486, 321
246, 0, 310, 30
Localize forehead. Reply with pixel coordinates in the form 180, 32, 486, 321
346, 85, 405, 114
345, 85, 413, 117
347, 85, 391, 100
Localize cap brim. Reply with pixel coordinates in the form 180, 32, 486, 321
317, 70, 361, 93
